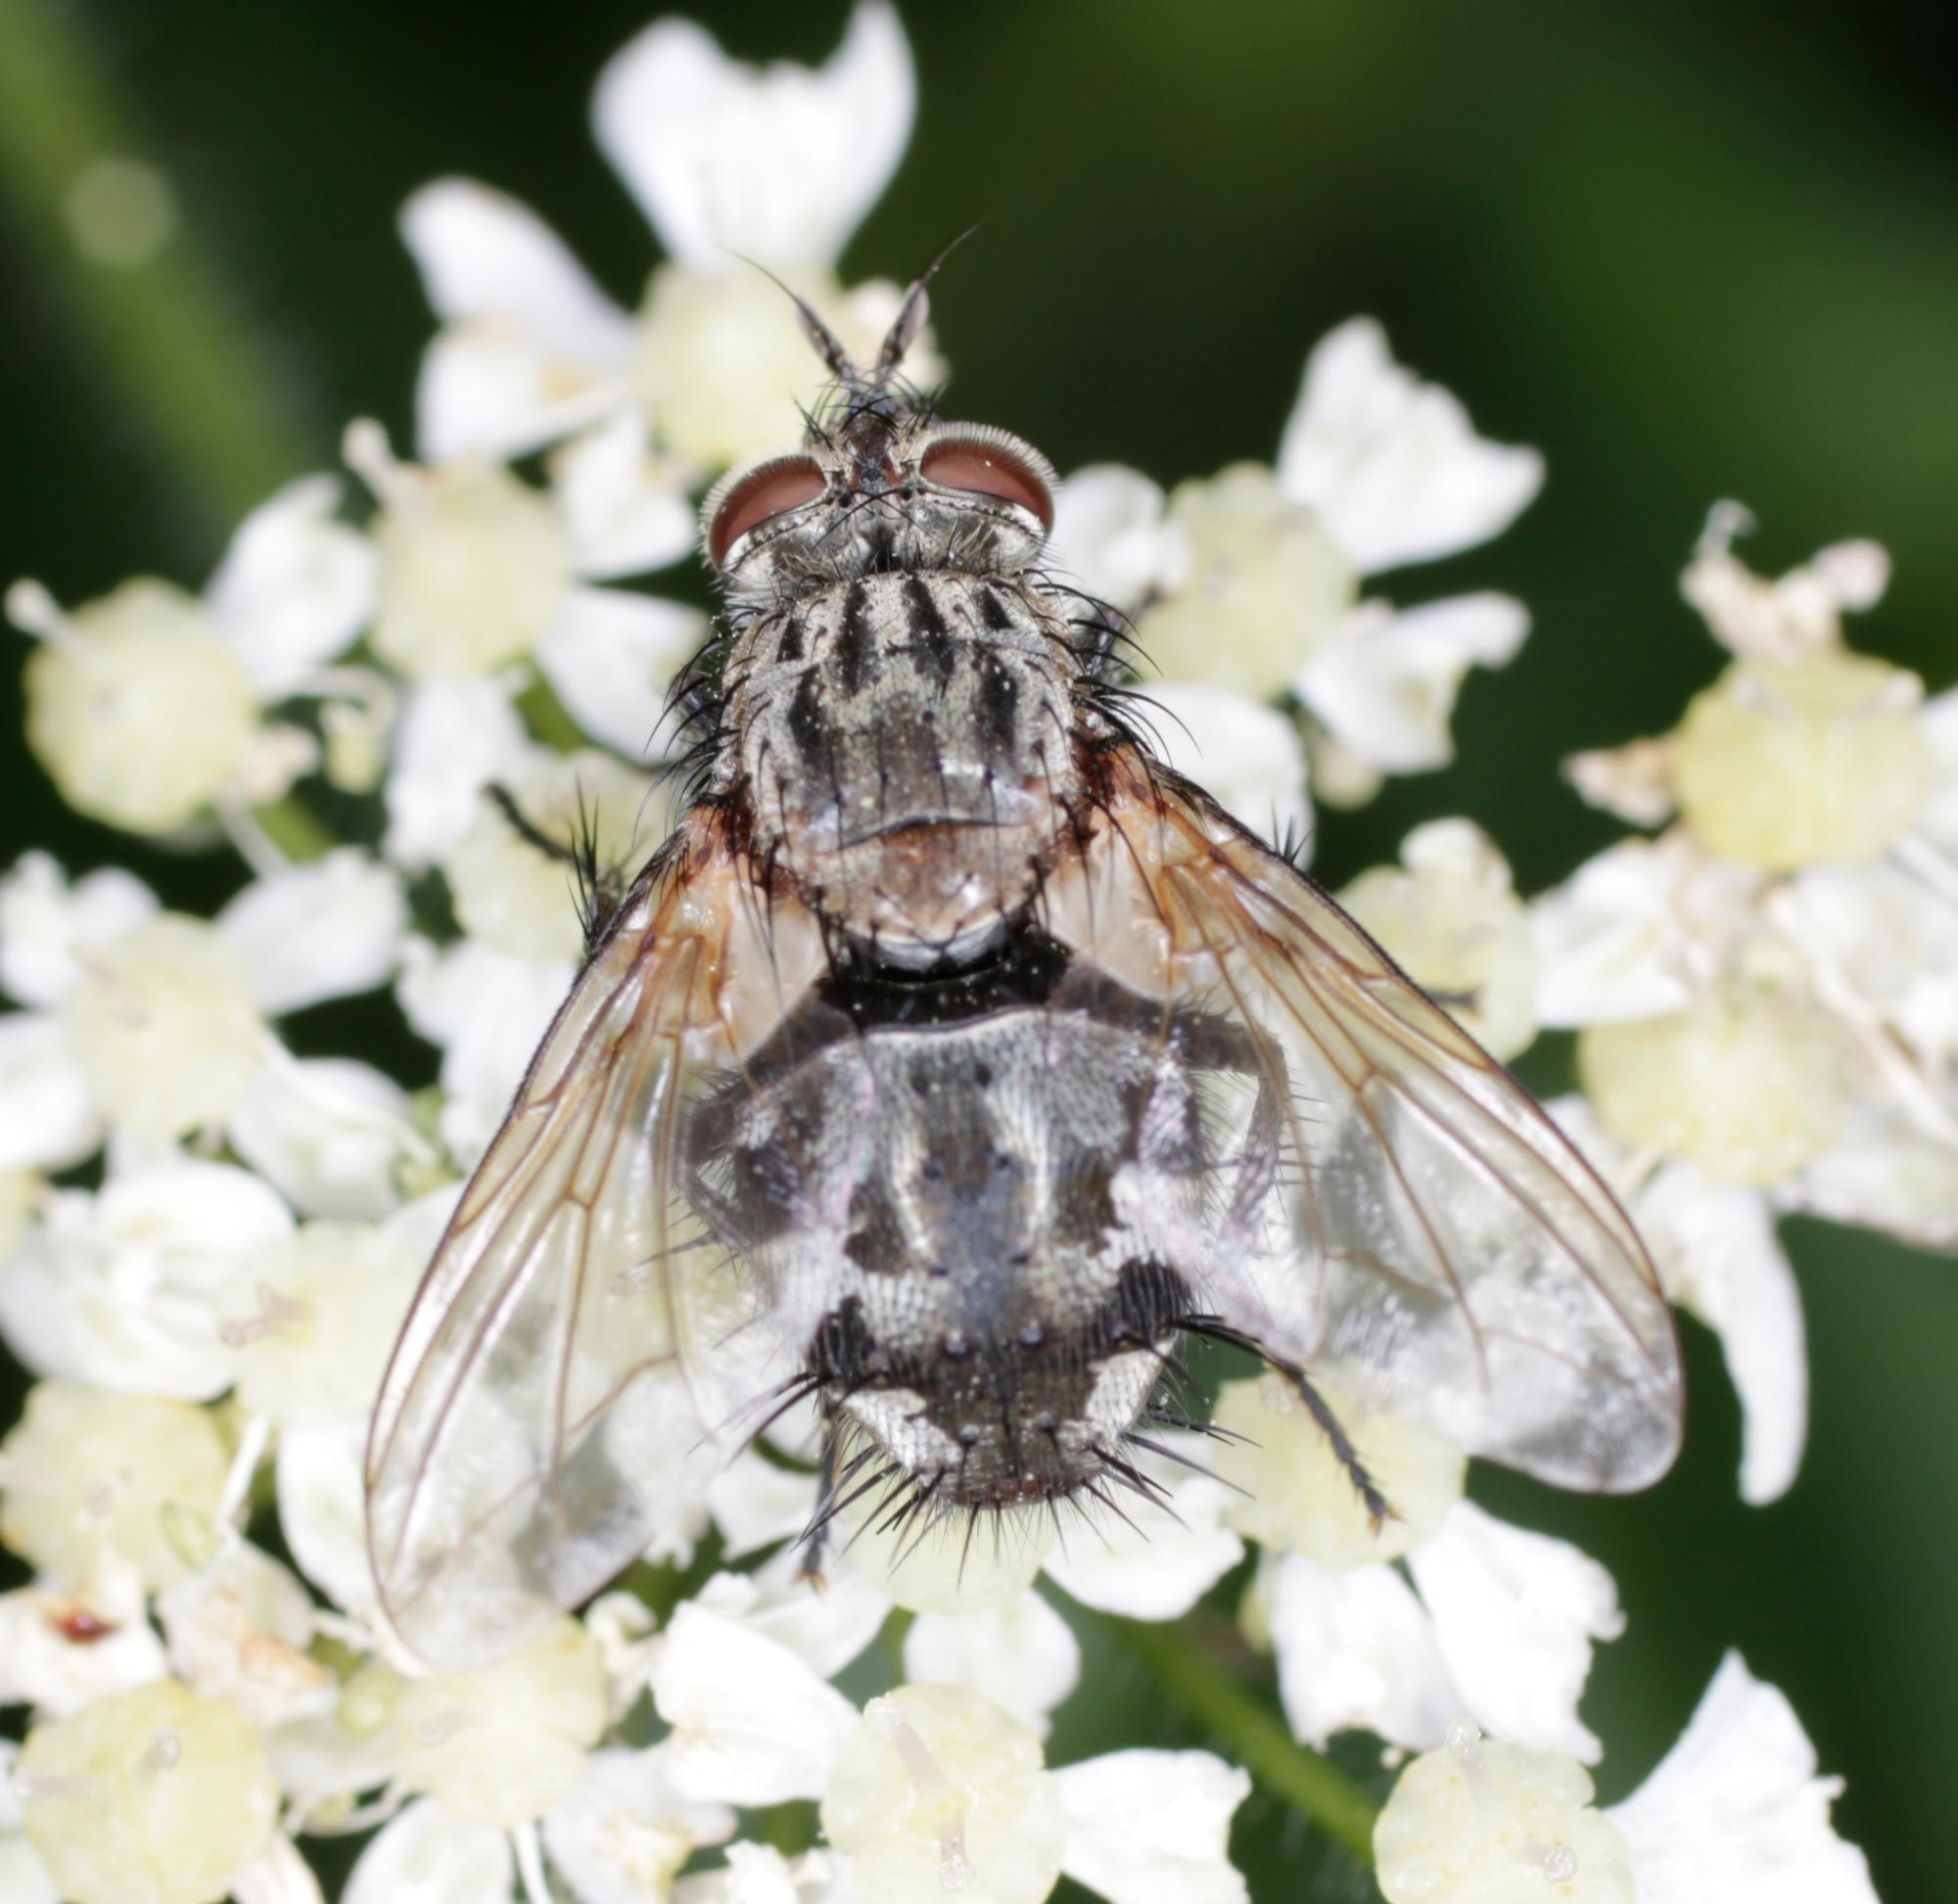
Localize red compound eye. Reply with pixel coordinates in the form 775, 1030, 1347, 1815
707, 456, 827, 566
919, 439, 1054, 530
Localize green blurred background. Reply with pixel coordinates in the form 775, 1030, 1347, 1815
1, 1, 1954, 1897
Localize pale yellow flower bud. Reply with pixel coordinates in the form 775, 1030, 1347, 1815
444, 751, 656, 963
0, 1384, 229, 1591
64, 916, 263, 1139
1671, 651, 1931, 869
370, 456, 570, 678
1135, 464, 1355, 700
1580, 989, 1851, 1185
633, 266, 939, 471
394, 1612, 608, 1827
1340, 819, 1538, 1061
1375, 1724, 1633, 1904
21, 580, 257, 834
218, 1220, 420, 1425
17, 1679, 279, 1904
847, 1504, 1053, 1616
820, 1686, 1067, 1904
1211, 1373, 1465, 1565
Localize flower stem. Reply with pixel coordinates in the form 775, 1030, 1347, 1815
0, 0, 318, 537
1106, 1613, 1379, 1864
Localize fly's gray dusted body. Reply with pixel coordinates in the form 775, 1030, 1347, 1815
366, 261, 1683, 1670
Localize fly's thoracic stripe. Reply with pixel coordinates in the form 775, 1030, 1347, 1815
727, 570, 1082, 945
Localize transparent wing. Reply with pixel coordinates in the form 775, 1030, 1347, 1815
365, 818, 825, 1669
1049, 753, 1682, 1491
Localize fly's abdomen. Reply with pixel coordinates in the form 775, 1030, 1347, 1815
683, 947, 1252, 1509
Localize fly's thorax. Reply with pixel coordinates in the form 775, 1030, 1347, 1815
722, 569, 1083, 959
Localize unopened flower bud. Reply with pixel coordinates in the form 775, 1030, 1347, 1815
64, 916, 263, 1138
1671, 651, 1931, 869
1375, 1723, 1633, 1904
1580, 989, 1850, 1184
17, 1679, 279, 1904
0, 1383, 229, 1590
1341, 819, 1537, 1060
1136, 464, 1355, 700
634, 266, 936, 471
1212, 1373, 1464, 1565
218, 1221, 420, 1425
364, 441, 569, 677
820, 1685, 1066, 1904
846, 1504, 1053, 1616
394, 1612, 608, 1826
18, 580, 257, 834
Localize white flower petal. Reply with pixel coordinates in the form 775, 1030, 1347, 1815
1138, 684, 1312, 855
157, 1543, 334, 1733
274, 1416, 374, 1616
415, 323, 628, 467
675, 1844, 846, 1904
0, 852, 156, 1008
1530, 838, 1714, 1029
0, 1558, 167, 1714
402, 179, 634, 462
1056, 1749, 1251, 1904
534, 585, 704, 765
227, 1048, 420, 1222
218, 850, 407, 1015
649, 1601, 858, 1805
1277, 317, 1543, 574
0, 1014, 98, 1171
265, 1702, 399, 1811
382, 674, 537, 872
1914, 684, 1958, 854
204, 477, 376, 698
543, 1745, 737, 1904
553, 411, 699, 580
396, 937, 574, 1165
1049, 464, 1169, 615
0, 1161, 292, 1399
1784, 1099, 1958, 1251
1042, 1436, 1243, 1621
688, 1554, 890, 1684
1266, 1553, 1460, 1751
1609, 1652, 1877, 1904
1407, 1501, 1623, 1762
904, 1590, 1080, 1738
403, 179, 635, 359
704, 1451, 818, 1559
230, 1835, 327, 1904
592, 2, 912, 270
345, 1796, 515, 1904
1638, 1164, 1806, 1504
1296, 591, 1527, 774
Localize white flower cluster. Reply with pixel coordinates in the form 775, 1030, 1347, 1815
0, 6, 1891, 1902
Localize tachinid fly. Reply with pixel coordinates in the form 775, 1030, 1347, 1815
366, 258, 1683, 1669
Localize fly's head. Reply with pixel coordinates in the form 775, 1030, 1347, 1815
701, 255, 1055, 604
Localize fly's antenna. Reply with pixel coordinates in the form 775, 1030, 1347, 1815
730, 253, 863, 385
740, 223, 986, 419
866, 221, 983, 392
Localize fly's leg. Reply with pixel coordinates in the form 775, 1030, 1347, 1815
1267, 1356, 1395, 1530
1184, 1317, 1396, 1528
795, 1407, 844, 1588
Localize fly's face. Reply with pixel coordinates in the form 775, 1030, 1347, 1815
367, 256, 1686, 1672
701, 411, 1057, 604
